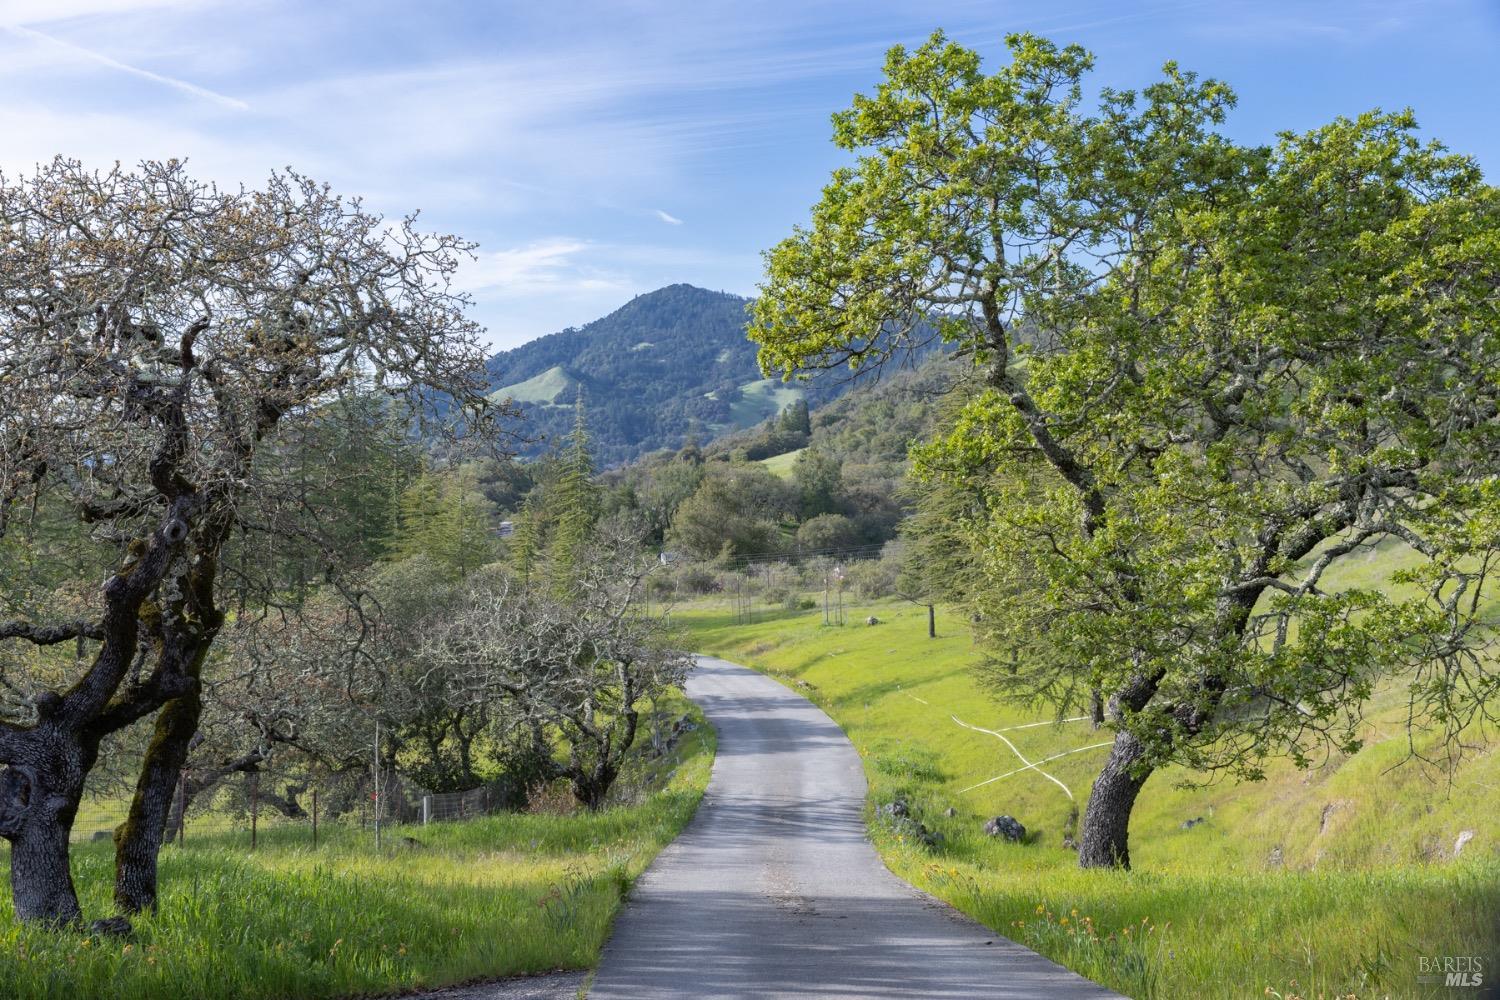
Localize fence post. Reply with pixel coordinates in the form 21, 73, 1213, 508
373, 718, 382, 850
928, 604, 936, 639
250, 772, 259, 850
422, 794, 431, 825
311, 787, 319, 848
176, 769, 186, 847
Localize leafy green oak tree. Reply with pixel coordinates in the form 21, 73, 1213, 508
751, 32, 1500, 868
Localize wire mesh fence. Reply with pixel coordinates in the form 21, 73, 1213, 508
67, 765, 534, 849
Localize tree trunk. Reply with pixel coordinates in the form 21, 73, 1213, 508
0, 728, 101, 925
571, 772, 611, 812
164, 773, 198, 837
7, 803, 84, 925
1077, 729, 1151, 869
113, 680, 203, 915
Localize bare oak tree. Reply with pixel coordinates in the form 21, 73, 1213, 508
427, 519, 691, 810
0, 159, 507, 924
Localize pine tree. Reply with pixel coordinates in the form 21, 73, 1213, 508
548, 404, 601, 590
779, 398, 811, 436
509, 491, 544, 584
393, 465, 497, 578
394, 465, 443, 563
433, 464, 499, 577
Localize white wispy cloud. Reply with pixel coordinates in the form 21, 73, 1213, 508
0, 0, 198, 24
457, 239, 631, 298
1, 22, 247, 110
654, 209, 683, 225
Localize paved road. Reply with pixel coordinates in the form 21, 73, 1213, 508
588, 656, 1122, 999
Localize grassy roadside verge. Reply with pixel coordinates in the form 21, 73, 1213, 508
681, 600, 1500, 999
0, 691, 714, 1000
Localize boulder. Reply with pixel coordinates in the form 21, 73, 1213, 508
890, 814, 942, 849
866, 616, 882, 626
943, 807, 958, 818
878, 799, 909, 819
1180, 817, 1205, 830
1455, 829, 1477, 857
982, 815, 1026, 842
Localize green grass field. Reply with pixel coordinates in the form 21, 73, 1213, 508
719, 378, 803, 430
488, 365, 580, 406
758, 447, 804, 479
0, 694, 714, 1000
681, 600, 1500, 999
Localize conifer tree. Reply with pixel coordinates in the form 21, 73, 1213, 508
394, 465, 497, 578
509, 491, 544, 584
548, 404, 602, 590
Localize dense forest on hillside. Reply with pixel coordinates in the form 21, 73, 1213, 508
483, 284, 849, 465
590, 353, 956, 563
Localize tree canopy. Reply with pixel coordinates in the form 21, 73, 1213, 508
751, 32, 1500, 868
0, 158, 509, 923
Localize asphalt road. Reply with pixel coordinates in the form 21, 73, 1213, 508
588, 655, 1123, 999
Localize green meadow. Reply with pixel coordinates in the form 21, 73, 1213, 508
0, 695, 713, 1000
681, 600, 1500, 999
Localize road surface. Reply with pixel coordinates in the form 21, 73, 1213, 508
588, 655, 1122, 999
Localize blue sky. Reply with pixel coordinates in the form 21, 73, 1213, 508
1, 0, 1496, 352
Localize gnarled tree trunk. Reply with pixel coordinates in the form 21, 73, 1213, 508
1077, 728, 1151, 869
0, 506, 192, 924
0, 729, 102, 924
113, 681, 204, 915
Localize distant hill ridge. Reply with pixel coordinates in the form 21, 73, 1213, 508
485, 284, 846, 466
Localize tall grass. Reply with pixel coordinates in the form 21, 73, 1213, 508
683, 599, 1500, 999
0, 695, 714, 1000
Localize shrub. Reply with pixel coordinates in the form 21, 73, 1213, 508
674, 564, 719, 594
845, 556, 900, 600
796, 513, 863, 553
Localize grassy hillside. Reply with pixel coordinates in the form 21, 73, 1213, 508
489, 364, 579, 406
680, 601, 1499, 999
721, 379, 804, 431
0, 695, 713, 1000
759, 447, 803, 479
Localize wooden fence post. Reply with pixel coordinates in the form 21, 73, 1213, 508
176, 769, 186, 846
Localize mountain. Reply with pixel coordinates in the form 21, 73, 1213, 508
485, 284, 845, 466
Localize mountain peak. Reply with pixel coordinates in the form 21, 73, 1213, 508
483, 285, 839, 466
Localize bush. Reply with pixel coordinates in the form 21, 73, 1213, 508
674, 564, 719, 594
845, 557, 900, 600
761, 585, 794, 607
668, 465, 795, 558
796, 513, 863, 553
